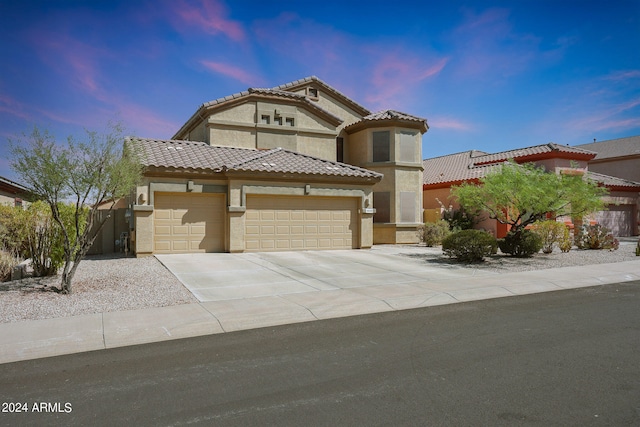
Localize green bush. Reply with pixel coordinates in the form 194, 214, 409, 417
576, 224, 619, 250
498, 230, 543, 257
442, 229, 497, 262
417, 220, 451, 246
532, 220, 570, 254
443, 208, 476, 232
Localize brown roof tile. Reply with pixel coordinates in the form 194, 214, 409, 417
587, 171, 640, 189
128, 137, 382, 181
345, 109, 429, 133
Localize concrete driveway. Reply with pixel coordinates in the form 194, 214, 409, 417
155, 246, 500, 304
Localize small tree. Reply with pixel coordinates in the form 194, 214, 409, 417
10, 124, 142, 293
452, 161, 607, 253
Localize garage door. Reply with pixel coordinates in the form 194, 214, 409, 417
245, 196, 358, 251
154, 192, 225, 253
594, 205, 634, 237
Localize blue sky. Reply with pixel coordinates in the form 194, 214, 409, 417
1, 0, 639, 181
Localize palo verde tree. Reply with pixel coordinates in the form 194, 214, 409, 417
10, 123, 142, 294
451, 161, 608, 241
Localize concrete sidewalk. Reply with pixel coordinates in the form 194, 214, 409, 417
1, 249, 638, 365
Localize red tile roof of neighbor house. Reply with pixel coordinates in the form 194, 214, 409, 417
128, 137, 383, 181
422, 143, 640, 190
470, 143, 596, 166
574, 135, 640, 160
586, 171, 640, 190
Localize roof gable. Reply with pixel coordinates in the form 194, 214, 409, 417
271, 76, 371, 117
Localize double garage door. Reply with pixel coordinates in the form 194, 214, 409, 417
153, 193, 358, 253
245, 196, 358, 251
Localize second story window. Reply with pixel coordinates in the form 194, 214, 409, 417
285, 117, 295, 127
336, 137, 344, 163
261, 115, 270, 124
372, 131, 390, 162
274, 116, 283, 125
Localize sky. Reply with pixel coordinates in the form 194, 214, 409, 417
1, 0, 639, 181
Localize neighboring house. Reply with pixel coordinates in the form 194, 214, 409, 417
0, 176, 28, 208
126, 76, 428, 255
422, 143, 640, 237
575, 136, 640, 183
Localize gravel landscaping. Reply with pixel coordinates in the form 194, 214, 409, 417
1, 239, 638, 324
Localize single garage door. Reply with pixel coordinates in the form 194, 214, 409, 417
154, 192, 225, 253
594, 204, 634, 237
245, 196, 358, 251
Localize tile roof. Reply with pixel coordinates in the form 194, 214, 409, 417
345, 109, 429, 133
586, 171, 640, 189
574, 135, 640, 160
422, 151, 499, 186
471, 143, 596, 166
128, 137, 382, 181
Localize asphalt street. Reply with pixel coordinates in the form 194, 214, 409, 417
1, 281, 639, 426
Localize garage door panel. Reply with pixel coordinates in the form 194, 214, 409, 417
245, 196, 357, 252
154, 192, 225, 254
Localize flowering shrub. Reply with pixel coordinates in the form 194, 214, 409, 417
576, 224, 618, 250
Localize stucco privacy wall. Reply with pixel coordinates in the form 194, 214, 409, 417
132, 175, 375, 255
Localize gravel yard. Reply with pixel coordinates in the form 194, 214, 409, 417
1, 240, 638, 324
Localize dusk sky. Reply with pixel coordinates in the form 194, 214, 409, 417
1, 0, 639, 181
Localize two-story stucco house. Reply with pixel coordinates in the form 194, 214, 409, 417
128, 76, 428, 255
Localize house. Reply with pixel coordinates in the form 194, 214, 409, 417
575, 136, 640, 183
127, 76, 428, 255
422, 143, 640, 237
0, 176, 28, 208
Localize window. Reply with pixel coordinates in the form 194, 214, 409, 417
399, 132, 416, 162
307, 87, 318, 98
400, 192, 416, 223
336, 137, 344, 163
261, 115, 270, 124
373, 192, 390, 223
285, 117, 295, 127
372, 131, 390, 162
274, 116, 283, 125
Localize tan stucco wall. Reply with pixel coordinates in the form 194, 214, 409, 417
588, 157, 640, 183
533, 158, 589, 174
298, 134, 336, 161
209, 127, 256, 149
0, 193, 17, 206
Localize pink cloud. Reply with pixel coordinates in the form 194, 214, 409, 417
566, 97, 640, 132
604, 70, 640, 81
365, 56, 449, 109
168, 0, 245, 42
429, 115, 474, 131
200, 60, 264, 86
0, 94, 32, 121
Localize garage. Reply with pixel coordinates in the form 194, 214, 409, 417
245, 195, 358, 251
594, 204, 634, 237
154, 192, 225, 253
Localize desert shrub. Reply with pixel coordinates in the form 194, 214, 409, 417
532, 220, 570, 254
0, 204, 29, 258
417, 220, 451, 246
576, 224, 618, 250
0, 250, 19, 282
559, 227, 573, 253
498, 230, 543, 257
442, 229, 497, 262
443, 208, 476, 232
